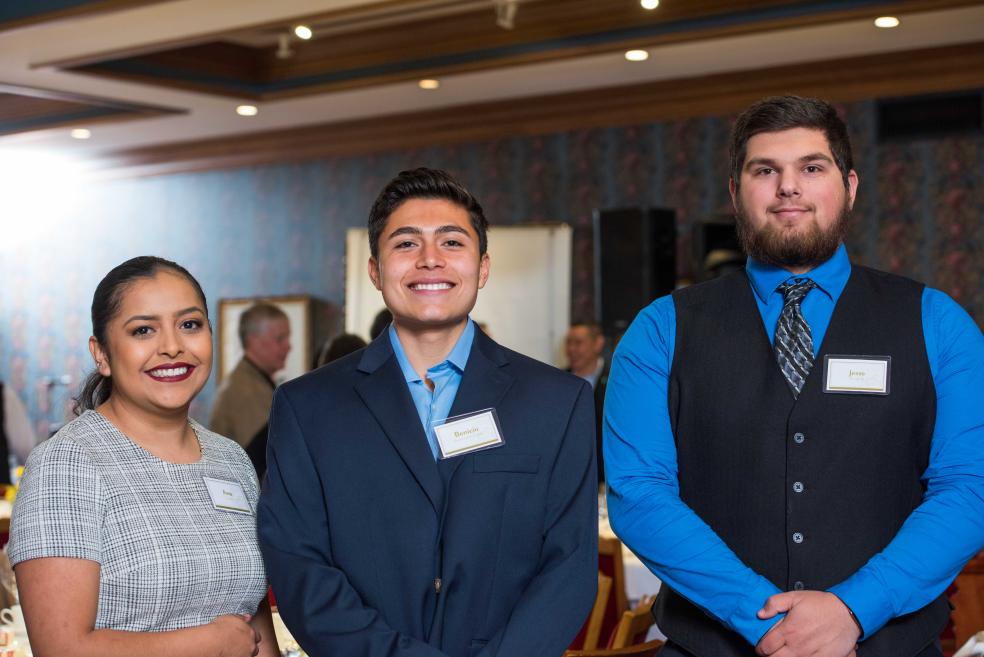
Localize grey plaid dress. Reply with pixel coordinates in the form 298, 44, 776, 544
8, 410, 268, 631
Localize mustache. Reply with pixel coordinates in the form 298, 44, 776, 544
733, 198, 852, 269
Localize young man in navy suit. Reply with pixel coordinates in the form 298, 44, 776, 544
258, 168, 597, 657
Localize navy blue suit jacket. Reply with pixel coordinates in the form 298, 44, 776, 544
257, 328, 597, 657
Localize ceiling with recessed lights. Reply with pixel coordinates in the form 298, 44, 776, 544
1, 0, 982, 172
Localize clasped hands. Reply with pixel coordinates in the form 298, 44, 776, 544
754, 591, 861, 657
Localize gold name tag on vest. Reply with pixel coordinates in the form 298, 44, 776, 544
823, 355, 891, 395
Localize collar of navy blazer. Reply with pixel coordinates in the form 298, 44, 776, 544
353, 325, 515, 516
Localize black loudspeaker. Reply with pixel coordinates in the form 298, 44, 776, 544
593, 207, 676, 338
878, 91, 983, 142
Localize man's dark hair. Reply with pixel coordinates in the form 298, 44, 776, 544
367, 167, 489, 259
729, 95, 854, 189
569, 321, 603, 340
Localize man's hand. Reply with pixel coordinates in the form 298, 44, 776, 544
754, 591, 861, 657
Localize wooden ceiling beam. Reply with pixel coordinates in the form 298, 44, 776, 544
95, 40, 984, 178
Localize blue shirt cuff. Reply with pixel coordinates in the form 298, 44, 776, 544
727, 579, 785, 646
828, 573, 892, 640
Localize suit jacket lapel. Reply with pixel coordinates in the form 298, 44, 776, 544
354, 334, 444, 515
449, 329, 514, 418
439, 330, 516, 480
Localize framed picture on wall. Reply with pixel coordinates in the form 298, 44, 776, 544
217, 295, 313, 384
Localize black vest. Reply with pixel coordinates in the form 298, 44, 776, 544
658, 266, 948, 657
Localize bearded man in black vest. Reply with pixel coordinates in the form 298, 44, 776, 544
604, 95, 984, 657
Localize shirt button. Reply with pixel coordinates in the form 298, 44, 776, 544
793, 432, 805, 444
793, 581, 805, 591
792, 532, 804, 544
793, 482, 804, 493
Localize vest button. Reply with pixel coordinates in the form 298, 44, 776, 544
793, 581, 805, 591
792, 532, 804, 544
793, 482, 804, 493
793, 432, 805, 444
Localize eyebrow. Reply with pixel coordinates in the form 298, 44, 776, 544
386, 224, 471, 240
745, 153, 835, 169
123, 306, 205, 326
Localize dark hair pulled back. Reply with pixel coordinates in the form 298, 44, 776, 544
73, 256, 209, 415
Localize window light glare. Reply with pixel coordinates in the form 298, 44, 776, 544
625, 49, 649, 62
874, 16, 900, 28
294, 25, 313, 40
70, 128, 91, 140
641, 0, 659, 9
418, 79, 440, 90
236, 105, 258, 117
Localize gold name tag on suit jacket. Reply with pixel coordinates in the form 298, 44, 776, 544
432, 408, 505, 459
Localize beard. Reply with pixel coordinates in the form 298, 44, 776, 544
735, 197, 851, 270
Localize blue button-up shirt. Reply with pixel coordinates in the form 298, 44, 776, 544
390, 319, 475, 460
604, 244, 984, 645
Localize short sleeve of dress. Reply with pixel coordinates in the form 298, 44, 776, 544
8, 435, 104, 567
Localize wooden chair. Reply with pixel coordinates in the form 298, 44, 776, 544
951, 552, 984, 649
582, 573, 614, 650
564, 638, 665, 657
598, 535, 629, 617
597, 535, 630, 647
608, 595, 657, 650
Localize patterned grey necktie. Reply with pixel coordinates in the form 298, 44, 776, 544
774, 278, 818, 398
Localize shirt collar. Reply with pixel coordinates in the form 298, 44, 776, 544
746, 243, 851, 304
389, 319, 475, 384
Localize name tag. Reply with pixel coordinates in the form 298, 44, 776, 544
202, 476, 252, 514
433, 408, 505, 459
823, 355, 891, 395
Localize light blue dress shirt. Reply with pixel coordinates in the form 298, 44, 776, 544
390, 319, 475, 460
604, 244, 984, 645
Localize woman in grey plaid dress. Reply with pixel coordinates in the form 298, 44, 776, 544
9, 257, 278, 657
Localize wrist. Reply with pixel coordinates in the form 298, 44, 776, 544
830, 592, 864, 640
195, 623, 224, 657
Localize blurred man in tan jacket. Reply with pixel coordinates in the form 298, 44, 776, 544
210, 303, 290, 477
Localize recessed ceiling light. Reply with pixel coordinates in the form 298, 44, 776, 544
236, 105, 258, 117
70, 128, 91, 140
625, 49, 649, 62
419, 79, 440, 90
874, 16, 900, 28
641, 0, 659, 9
294, 25, 313, 40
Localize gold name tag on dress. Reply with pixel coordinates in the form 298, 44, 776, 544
432, 408, 505, 459
202, 476, 252, 514
823, 355, 891, 395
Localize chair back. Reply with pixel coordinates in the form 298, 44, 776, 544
597, 535, 629, 645
581, 572, 613, 650
608, 595, 656, 650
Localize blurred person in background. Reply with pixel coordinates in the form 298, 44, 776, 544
210, 303, 290, 478
565, 322, 608, 484
0, 381, 37, 481
314, 333, 367, 368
